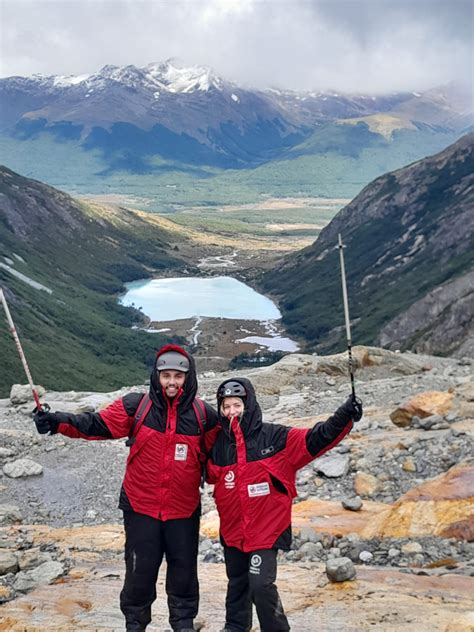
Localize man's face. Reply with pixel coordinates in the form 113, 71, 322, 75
159, 370, 186, 398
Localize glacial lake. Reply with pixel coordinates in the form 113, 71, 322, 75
119, 276, 281, 321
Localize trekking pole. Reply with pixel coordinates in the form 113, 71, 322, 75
0, 287, 49, 412
337, 234, 356, 399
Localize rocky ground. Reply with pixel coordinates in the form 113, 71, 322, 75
0, 346, 472, 630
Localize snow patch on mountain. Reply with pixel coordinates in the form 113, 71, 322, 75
53, 74, 90, 87
144, 59, 223, 93
0, 263, 52, 294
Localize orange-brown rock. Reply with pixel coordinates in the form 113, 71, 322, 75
439, 518, 474, 540
25, 524, 124, 552
201, 499, 389, 540
361, 463, 474, 539
402, 457, 417, 472
390, 390, 454, 427
0, 557, 472, 631
354, 471, 381, 497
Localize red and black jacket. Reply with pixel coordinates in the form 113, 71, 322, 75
53, 344, 219, 520
207, 378, 353, 553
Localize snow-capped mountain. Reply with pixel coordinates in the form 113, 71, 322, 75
1, 60, 472, 170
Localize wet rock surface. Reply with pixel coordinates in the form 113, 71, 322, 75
0, 346, 473, 629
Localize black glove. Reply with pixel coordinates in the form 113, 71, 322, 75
33, 411, 59, 435
337, 395, 363, 423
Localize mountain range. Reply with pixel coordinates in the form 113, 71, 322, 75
261, 133, 474, 357
1, 133, 473, 395
1, 59, 472, 186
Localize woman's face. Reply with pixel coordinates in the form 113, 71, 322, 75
221, 397, 244, 419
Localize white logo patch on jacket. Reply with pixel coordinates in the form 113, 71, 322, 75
174, 444, 188, 461
248, 482, 270, 497
224, 470, 235, 489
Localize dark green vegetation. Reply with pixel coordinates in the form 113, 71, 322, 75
261, 134, 474, 355
229, 351, 286, 369
0, 126, 463, 210
0, 167, 188, 397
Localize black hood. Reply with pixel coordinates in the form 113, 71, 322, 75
151, 344, 197, 409
217, 377, 263, 438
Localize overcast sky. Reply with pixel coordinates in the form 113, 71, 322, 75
1, 0, 472, 93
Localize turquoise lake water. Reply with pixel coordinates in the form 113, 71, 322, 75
119, 276, 282, 321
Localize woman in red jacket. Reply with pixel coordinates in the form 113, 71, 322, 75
207, 378, 363, 632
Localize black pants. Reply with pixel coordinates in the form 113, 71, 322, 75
120, 509, 200, 631
223, 546, 290, 632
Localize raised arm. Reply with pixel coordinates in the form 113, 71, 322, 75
33, 393, 143, 441
285, 396, 363, 471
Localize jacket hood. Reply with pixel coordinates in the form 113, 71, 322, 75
217, 377, 262, 438
151, 344, 197, 408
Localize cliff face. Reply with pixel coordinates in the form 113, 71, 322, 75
378, 269, 474, 356
262, 133, 474, 355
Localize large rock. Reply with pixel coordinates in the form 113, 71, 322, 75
313, 454, 350, 478
361, 463, 474, 539
342, 496, 363, 511
18, 549, 53, 571
9, 384, 45, 406
354, 472, 380, 497
3, 458, 43, 478
325, 557, 356, 582
0, 551, 19, 574
13, 561, 64, 593
390, 391, 454, 427
202, 346, 431, 396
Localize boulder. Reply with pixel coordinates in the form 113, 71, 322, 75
0, 550, 19, 574
359, 551, 373, 562
299, 542, 322, 558
314, 454, 350, 478
325, 557, 356, 582
417, 414, 444, 430
390, 391, 454, 427
354, 472, 380, 497
10, 384, 45, 406
18, 548, 53, 571
13, 561, 64, 593
342, 496, 363, 511
3, 458, 43, 478
401, 542, 423, 554
361, 463, 474, 539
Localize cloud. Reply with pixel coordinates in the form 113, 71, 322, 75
0, 0, 472, 93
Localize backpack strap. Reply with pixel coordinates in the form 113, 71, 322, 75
192, 397, 208, 487
192, 397, 207, 435
125, 394, 153, 447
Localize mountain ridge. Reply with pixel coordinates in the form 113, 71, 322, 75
1, 61, 471, 175
261, 133, 474, 356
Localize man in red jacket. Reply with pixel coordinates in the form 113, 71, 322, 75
207, 377, 363, 632
34, 344, 218, 632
